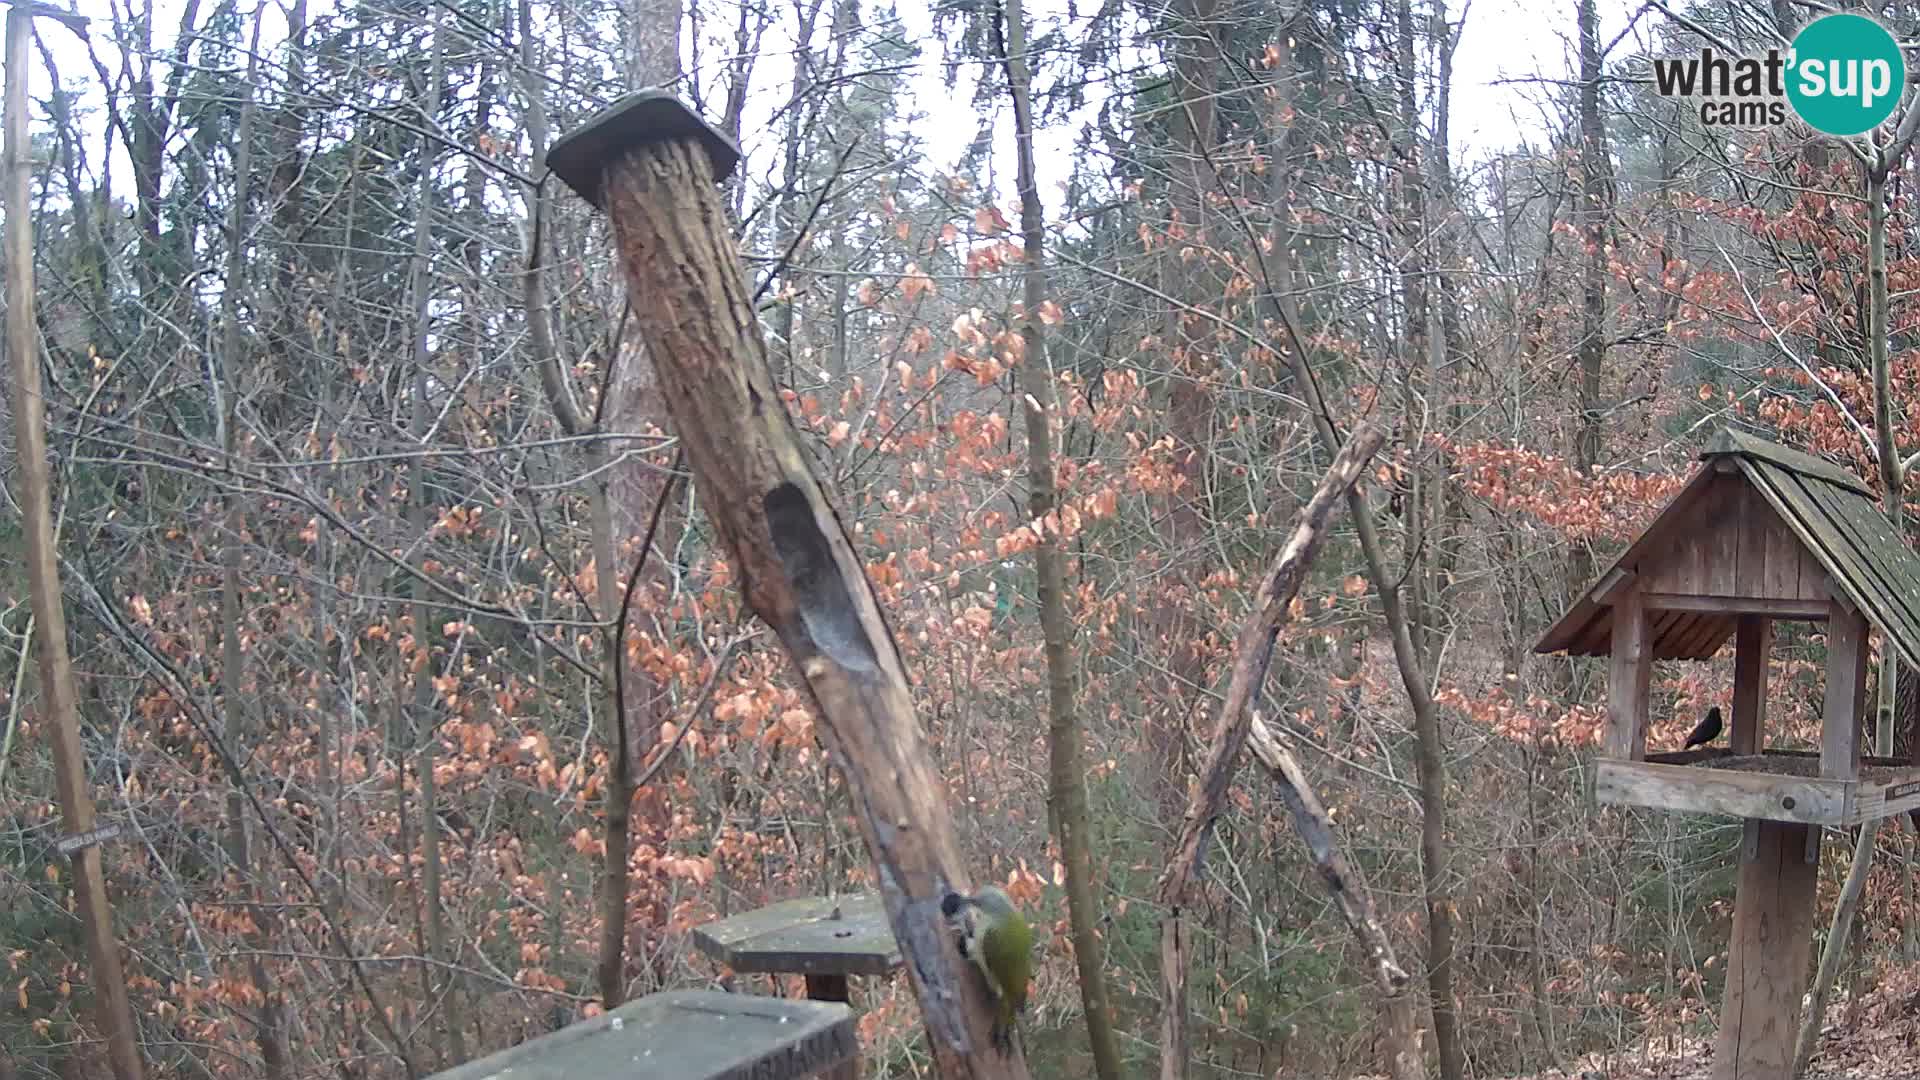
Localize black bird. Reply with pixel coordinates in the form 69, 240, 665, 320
1683, 706, 1724, 749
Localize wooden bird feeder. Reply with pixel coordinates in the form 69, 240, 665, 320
693, 893, 902, 1003
1536, 428, 1920, 1080
693, 894, 902, 1080
424, 990, 856, 1080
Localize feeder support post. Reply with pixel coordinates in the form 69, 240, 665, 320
546, 92, 1027, 1078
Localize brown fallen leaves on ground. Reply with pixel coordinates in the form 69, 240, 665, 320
1342, 963, 1920, 1080
1504, 963, 1920, 1080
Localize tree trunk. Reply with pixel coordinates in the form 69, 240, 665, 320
407, 8, 453, 1064
1865, 165, 1900, 759
563, 112, 1029, 1077
1570, 0, 1611, 603
998, 0, 1122, 1073
1145, 0, 1222, 828
3, 11, 144, 1078
1265, 25, 1425, 1076
1794, 821, 1879, 1078
601, 0, 689, 996
629, 0, 683, 90
215, 9, 288, 1075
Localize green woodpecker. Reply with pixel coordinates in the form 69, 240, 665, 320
942, 885, 1032, 1054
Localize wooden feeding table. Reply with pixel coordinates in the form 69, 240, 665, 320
693, 893, 902, 1004
1536, 429, 1920, 1080
426, 989, 856, 1080
693, 894, 902, 1080
1597, 748, 1920, 828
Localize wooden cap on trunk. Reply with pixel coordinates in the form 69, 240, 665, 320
547, 89, 741, 209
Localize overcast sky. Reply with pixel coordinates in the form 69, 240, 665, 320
32, 0, 1618, 227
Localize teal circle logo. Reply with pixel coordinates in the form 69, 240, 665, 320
1787, 14, 1906, 137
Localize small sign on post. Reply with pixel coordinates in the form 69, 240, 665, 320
55, 822, 122, 858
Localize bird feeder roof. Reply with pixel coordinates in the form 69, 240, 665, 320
1535, 428, 1920, 670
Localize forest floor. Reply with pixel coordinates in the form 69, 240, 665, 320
1498, 961, 1920, 1080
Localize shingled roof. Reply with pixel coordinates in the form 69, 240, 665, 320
1534, 428, 1920, 671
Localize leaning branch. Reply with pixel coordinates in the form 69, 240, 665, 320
1246, 709, 1411, 996
1156, 426, 1387, 1080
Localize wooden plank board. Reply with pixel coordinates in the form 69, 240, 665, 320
1842, 496, 1920, 612
1678, 614, 1736, 660
1643, 748, 1908, 770
1712, 820, 1821, 1080
1761, 488, 1806, 601
1677, 477, 1729, 594
1536, 464, 1723, 654
1797, 536, 1831, 603
1734, 483, 1770, 598
1641, 594, 1828, 619
1594, 759, 1850, 825
1822, 600, 1868, 781
1594, 567, 1636, 604
1682, 532, 1714, 596
1646, 748, 1737, 765
1649, 607, 1684, 642
1677, 613, 1716, 658
1731, 616, 1770, 755
1661, 607, 1727, 660
1544, 597, 1609, 658
1572, 611, 1611, 656
1660, 610, 1699, 657
1607, 590, 1653, 760
1749, 466, 1868, 617
1705, 428, 1873, 496
1642, 518, 1710, 595
1814, 482, 1920, 672
692, 894, 901, 977
1849, 772, 1920, 824
427, 990, 857, 1080
1794, 476, 1920, 656
1706, 477, 1742, 596
1774, 469, 1920, 675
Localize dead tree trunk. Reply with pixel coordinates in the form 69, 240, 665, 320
1156, 427, 1387, 1080
548, 94, 1027, 1078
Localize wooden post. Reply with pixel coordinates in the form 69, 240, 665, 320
1794, 596, 1881, 1074
806, 975, 857, 1080
1606, 589, 1652, 760
545, 92, 1022, 1077
1822, 600, 1868, 781
1730, 616, 1770, 755
2, 8, 143, 1080
1713, 820, 1820, 1080
805, 974, 852, 1003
